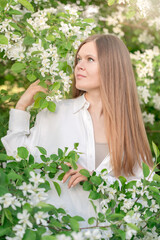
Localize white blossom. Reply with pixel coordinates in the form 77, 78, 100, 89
97, 182, 107, 194
137, 86, 150, 104
17, 210, 33, 228
13, 224, 26, 238
29, 171, 45, 186
34, 211, 49, 226
150, 199, 159, 212
56, 234, 71, 240
142, 111, 154, 125
19, 182, 33, 196
153, 93, 160, 110
126, 226, 137, 240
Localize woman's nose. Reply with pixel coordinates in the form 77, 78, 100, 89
77, 60, 85, 70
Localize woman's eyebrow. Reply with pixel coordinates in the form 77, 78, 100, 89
77, 53, 96, 58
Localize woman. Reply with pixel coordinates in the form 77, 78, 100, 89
1, 34, 153, 224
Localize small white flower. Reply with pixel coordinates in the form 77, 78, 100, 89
150, 199, 159, 212
97, 182, 107, 194
17, 210, 33, 228
13, 224, 26, 238
56, 234, 71, 240
128, 185, 137, 198
71, 231, 84, 240
34, 211, 49, 226
118, 193, 126, 201
29, 171, 45, 185
19, 182, 33, 196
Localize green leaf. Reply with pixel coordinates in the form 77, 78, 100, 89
90, 200, 97, 213
148, 186, 159, 194
153, 173, 160, 182
83, 181, 92, 191
29, 154, 34, 165
57, 172, 65, 181
53, 181, 61, 196
72, 216, 85, 222
0, 186, 8, 197
24, 36, 35, 45
52, 82, 60, 90
88, 217, 95, 225
0, 226, 12, 237
127, 223, 140, 231
40, 155, 50, 162
0, 153, 10, 161
111, 226, 126, 240
108, 0, 115, 6
11, 62, 26, 73
9, 22, 21, 31
17, 146, 29, 159
98, 212, 105, 222
31, 51, 42, 56
61, 163, 70, 173
4, 209, 13, 223
37, 202, 57, 212
90, 176, 102, 185
142, 162, 150, 178
0, 35, 8, 45
42, 236, 57, 240
27, 74, 36, 82
79, 169, 90, 177
74, 143, 79, 150
126, 180, 137, 189
69, 218, 79, 232
50, 154, 58, 161
8, 9, 23, 15
70, 158, 78, 170
58, 148, 63, 158
107, 213, 124, 221
23, 229, 36, 240
152, 142, 160, 159
46, 35, 55, 42
119, 176, 127, 186
36, 146, 47, 155
89, 191, 101, 200
83, 18, 94, 23
8, 169, 23, 181
18, 0, 34, 12
0, 0, 7, 10
47, 101, 56, 112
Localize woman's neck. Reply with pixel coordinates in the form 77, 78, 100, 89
85, 91, 103, 118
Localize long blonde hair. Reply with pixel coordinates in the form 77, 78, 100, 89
72, 34, 153, 177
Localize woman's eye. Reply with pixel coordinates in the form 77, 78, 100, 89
88, 57, 94, 62
77, 57, 81, 62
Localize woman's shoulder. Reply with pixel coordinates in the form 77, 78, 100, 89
37, 98, 76, 118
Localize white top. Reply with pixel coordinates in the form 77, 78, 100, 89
1, 93, 144, 226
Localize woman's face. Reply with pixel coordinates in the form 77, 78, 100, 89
74, 41, 101, 93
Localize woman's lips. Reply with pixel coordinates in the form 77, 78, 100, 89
76, 74, 86, 78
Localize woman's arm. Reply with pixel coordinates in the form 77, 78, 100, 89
1, 80, 47, 156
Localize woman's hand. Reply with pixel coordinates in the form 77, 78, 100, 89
62, 163, 91, 188
15, 80, 47, 111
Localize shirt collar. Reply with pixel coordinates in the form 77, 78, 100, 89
73, 93, 90, 114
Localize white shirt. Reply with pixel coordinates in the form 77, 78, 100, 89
1, 93, 143, 226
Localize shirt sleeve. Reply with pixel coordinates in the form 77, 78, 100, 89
1, 108, 42, 156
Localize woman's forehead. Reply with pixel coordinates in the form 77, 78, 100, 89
77, 41, 97, 57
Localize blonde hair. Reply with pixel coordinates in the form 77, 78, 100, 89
72, 34, 153, 177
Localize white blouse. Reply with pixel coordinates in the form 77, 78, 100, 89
1, 93, 144, 226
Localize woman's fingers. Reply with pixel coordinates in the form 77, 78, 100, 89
62, 168, 76, 183
16, 80, 48, 110
68, 174, 87, 188
61, 163, 88, 188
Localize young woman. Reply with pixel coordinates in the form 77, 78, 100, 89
1, 34, 153, 224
